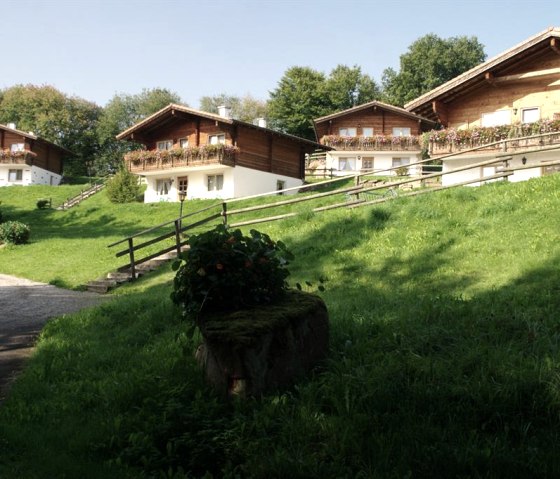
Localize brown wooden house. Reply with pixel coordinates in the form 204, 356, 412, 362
0, 123, 70, 186
405, 27, 560, 186
313, 101, 436, 176
117, 104, 324, 202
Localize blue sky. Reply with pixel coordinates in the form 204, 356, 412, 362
2, 0, 559, 108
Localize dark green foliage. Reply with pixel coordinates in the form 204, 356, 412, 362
36, 199, 51, 209
268, 65, 380, 139
382, 34, 486, 106
105, 168, 141, 203
171, 225, 293, 324
0, 220, 30, 244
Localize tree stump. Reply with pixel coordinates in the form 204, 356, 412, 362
195, 290, 329, 397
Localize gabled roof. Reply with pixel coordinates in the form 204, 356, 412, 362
116, 103, 327, 149
0, 123, 73, 156
405, 27, 560, 121
313, 100, 436, 125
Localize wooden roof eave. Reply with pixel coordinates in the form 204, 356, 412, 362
405, 27, 560, 114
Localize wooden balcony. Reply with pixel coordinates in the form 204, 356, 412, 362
125, 145, 238, 173
0, 150, 37, 165
429, 131, 560, 156
320, 135, 422, 152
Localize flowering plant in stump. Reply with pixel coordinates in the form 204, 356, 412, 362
171, 225, 293, 331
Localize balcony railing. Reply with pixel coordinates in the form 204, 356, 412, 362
320, 135, 422, 151
427, 120, 560, 155
0, 149, 37, 165
125, 145, 239, 172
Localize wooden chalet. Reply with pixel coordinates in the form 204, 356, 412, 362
405, 27, 560, 186
117, 104, 325, 202
0, 123, 70, 186
313, 100, 436, 176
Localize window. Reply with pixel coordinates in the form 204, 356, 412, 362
208, 134, 226, 145
362, 157, 374, 170
521, 107, 540, 124
392, 127, 411, 136
179, 138, 189, 148
481, 110, 511, 127
10, 143, 24, 152
177, 176, 188, 197
8, 169, 22, 182
156, 178, 172, 195
157, 140, 173, 151
339, 157, 356, 171
276, 180, 286, 195
392, 157, 410, 167
207, 174, 224, 191
362, 127, 374, 137
339, 127, 357, 137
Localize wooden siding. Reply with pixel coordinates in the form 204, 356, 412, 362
315, 107, 426, 139
0, 128, 63, 174
444, 51, 560, 129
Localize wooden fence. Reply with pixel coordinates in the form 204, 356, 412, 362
109, 133, 560, 279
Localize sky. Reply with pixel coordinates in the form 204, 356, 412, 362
2, 0, 560, 109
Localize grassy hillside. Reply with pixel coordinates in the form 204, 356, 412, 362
1, 175, 560, 477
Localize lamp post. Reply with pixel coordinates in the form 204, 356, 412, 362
178, 190, 186, 232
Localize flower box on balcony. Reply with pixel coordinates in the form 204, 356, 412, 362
320, 134, 421, 151
0, 149, 37, 164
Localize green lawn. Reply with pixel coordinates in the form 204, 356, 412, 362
1, 175, 560, 477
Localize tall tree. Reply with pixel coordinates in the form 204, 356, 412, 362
382, 34, 486, 106
325, 65, 380, 111
95, 88, 182, 174
268, 66, 331, 140
199, 93, 268, 123
0, 84, 101, 175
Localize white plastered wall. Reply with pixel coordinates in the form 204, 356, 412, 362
141, 166, 302, 203
441, 150, 560, 187
325, 150, 423, 176
0, 165, 61, 187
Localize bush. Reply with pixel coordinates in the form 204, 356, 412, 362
395, 166, 409, 177
0, 221, 30, 244
171, 225, 293, 326
105, 167, 141, 203
36, 199, 51, 209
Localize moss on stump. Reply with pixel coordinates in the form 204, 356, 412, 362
196, 289, 329, 397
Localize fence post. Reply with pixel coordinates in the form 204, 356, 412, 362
128, 238, 136, 280
222, 202, 228, 226
174, 220, 182, 255
354, 175, 361, 200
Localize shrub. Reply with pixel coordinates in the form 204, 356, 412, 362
36, 199, 51, 209
105, 167, 141, 203
171, 225, 293, 326
0, 221, 30, 244
395, 166, 409, 176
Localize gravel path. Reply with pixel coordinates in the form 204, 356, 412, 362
0, 274, 109, 401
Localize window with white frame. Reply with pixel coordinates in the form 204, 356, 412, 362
392, 157, 410, 168
10, 143, 24, 152
392, 127, 411, 136
208, 134, 226, 145
339, 127, 357, 137
8, 169, 22, 181
179, 138, 189, 148
362, 127, 374, 137
481, 110, 511, 127
156, 178, 172, 195
362, 157, 374, 170
207, 174, 224, 191
156, 140, 173, 151
339, 157, 356, 171
521, 107, 540, 124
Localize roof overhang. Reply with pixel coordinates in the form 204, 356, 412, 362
404, 27, 560, 121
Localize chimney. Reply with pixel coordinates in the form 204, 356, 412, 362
7, 122, 16, 130
217, 105, 232, 119
256, 117, 267, 128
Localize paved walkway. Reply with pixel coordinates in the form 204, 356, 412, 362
0, 274, 108, 401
